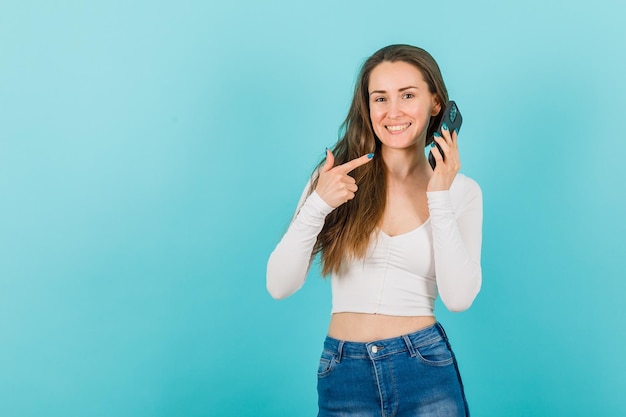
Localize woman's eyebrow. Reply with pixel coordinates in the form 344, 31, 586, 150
369, 86, 420, 96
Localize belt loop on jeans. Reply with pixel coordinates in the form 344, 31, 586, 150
336, 341, 345, 363
435, 322, 448, 340
402, 335, 417, 358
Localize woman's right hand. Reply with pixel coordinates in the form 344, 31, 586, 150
315, 149, 374, 208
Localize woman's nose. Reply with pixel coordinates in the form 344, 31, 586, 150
388, 99, 403, 118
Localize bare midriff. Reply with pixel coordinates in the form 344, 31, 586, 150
328, 313, 437, 343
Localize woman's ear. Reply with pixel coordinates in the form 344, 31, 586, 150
431, 97, 442, 117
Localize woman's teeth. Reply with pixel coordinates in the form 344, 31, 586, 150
386, 123, 410, 132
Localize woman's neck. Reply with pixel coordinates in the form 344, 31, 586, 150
381, 144, 432, 181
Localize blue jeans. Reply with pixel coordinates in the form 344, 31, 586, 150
317, 322, 469, 416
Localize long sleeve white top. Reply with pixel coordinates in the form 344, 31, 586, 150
266, 174, 483, 315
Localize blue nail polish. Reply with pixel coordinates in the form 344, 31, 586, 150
442, 123, 448, 131
430, 142, 436, 148
433, 132, 441, 138
454, 128, 459, 135
367, 153, 374, 159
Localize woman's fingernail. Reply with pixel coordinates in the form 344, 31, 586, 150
454, 128, 459, 135
433, 132, 441, 138
367, 153, 374, 159
442, 123, 448, 131
430, 142, 436, 148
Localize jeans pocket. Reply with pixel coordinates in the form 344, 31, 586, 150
414, 336, 455, 367
317, 350, 337, 378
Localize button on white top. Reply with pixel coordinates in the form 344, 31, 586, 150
371, 346, 378, 354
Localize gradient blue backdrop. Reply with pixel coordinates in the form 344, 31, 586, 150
1, 1, 625, 416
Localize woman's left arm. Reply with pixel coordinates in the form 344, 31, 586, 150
427, 126, 483, 312
427, 180, 483, 312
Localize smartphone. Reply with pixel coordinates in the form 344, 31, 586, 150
428, 100, 462, 170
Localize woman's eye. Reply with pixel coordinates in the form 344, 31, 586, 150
403, 93, 414, 99
374, 97, 386, 102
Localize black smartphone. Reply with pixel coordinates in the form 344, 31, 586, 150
428, 100, 462, 170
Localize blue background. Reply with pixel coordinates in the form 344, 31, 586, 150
1, 0, 625, 416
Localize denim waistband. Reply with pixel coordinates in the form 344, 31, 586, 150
322, 322, 450, 361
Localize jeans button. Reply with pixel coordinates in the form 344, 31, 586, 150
371, 346, 378, 354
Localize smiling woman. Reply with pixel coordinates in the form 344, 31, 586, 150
267, 44, 482, 416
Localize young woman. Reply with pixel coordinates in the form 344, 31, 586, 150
267, 44, 482, 417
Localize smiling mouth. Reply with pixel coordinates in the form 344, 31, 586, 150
386, 123, 411, 132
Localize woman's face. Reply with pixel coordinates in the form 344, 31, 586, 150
368, 61, 441, 150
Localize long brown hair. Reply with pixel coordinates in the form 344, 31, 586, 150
311, 44, 450, 275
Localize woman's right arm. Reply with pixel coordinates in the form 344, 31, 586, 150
266, 151, 374, 299
266, 182, 334, 299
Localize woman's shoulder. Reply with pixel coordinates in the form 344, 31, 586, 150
450, 173, 482, 205
452, 173, 481, 190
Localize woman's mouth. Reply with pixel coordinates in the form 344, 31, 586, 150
386, 123, 411, 133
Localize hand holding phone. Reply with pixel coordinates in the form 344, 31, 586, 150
428, 101, 462, 170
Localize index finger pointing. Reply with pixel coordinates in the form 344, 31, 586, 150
335, 153, 375, 174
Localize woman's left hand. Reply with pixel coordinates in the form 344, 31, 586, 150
427, 124, 461, 192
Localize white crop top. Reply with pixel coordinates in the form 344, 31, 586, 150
266, 174, 483, 315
